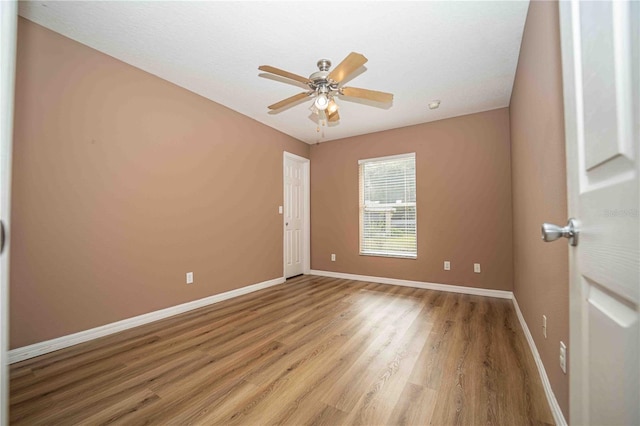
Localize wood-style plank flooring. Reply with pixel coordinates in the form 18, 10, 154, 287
10, 275, 554, 425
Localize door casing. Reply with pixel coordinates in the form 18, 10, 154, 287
0, 1, 17, 424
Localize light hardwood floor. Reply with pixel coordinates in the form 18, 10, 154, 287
10, 275, 554, 425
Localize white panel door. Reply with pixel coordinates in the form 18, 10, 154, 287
560, 2, 639, 425
284, 154, 305, 278
0, 1, 17, 424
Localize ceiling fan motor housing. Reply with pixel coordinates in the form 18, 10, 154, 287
309, 59, 339, 94
309, 72, 332, 91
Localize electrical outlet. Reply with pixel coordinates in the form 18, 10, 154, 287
542, 315, 547, 339
331, 254, 336, 262
560, 341, 567, 374
474, 263, 481, 273
444, 261, 451, 270
186, 272, 193, 284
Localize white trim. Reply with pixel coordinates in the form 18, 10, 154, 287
283, 152, 310, 277
8, 276, 285, 364
512, 296, 567, 426
309, 270, 512, 299
358, 152, 416, 164
282, 151, 308, 163
0, 1, 17, 423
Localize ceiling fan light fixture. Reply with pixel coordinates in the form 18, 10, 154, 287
326, 99, 338, 115
315, 93, 329, 110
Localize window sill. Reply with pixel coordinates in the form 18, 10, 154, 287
359, 252, 417, 259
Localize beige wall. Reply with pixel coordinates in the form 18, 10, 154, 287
310, 108, 513, 291
10, 19, 309, 349
510, 1, 569, 419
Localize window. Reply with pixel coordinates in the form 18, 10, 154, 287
359, 153, 416, 258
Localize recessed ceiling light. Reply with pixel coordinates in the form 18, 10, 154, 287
428, 100, 441, 110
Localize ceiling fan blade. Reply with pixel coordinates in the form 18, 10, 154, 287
259, 65, 310, 85
268, 92, 311, 110
327, 52, 368, 84
341, 87, 393, 103
327, 110, 340, 123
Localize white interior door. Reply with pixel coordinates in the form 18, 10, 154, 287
0, 1, 17, 424
284, 153, 308, 278
560, 1, 639, 424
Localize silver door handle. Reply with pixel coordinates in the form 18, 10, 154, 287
541, 218, 578, 246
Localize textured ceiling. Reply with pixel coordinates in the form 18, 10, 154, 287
19, 1, 529, 144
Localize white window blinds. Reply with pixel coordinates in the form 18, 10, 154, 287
359, 153, 417, 258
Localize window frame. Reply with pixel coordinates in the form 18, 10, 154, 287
358, 152, 417, 259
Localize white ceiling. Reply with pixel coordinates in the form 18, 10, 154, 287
19, 1, 529, 144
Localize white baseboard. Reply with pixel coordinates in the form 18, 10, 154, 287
512, 296, 567, 426
8, 276, 285, 364
309, 269, 513, 299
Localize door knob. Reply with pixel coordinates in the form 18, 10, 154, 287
541, 218, 578, 246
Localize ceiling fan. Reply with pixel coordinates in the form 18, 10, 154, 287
259, 52, 393, 123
